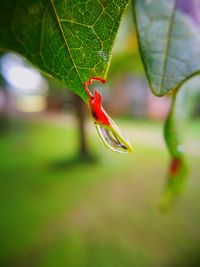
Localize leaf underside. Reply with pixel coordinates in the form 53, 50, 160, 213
133, 0, 200, 96
0, 0, 129, 101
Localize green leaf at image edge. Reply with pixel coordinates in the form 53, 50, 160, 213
0, 0, 129, 102
133, 0, 200, 96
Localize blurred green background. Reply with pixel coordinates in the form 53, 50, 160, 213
0, 6, 200, 267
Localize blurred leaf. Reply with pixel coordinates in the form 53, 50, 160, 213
160, 93, 188, 211
133, 0, 200, 96
0, 0, 129, 102
108, 51, 144, 80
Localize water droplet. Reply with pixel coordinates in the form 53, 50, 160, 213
101, 51, 107, 62
95, 118, 133, 153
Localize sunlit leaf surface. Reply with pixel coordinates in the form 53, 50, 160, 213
0, 0, 129, 101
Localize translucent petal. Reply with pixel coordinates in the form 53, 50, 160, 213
95, 118, 133, 153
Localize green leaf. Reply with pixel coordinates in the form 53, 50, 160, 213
160, 92, 188, 211
0, 0, 129, 102
133, 0, 200, 96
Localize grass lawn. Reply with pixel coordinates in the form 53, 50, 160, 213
0, 118, 200, 267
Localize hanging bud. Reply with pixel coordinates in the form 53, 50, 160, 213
84, 77, 133, 153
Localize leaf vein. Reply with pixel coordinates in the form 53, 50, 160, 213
160, 1, 176, 93
50, 0, 83, 85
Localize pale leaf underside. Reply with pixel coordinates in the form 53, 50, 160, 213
133, 0, 200, 96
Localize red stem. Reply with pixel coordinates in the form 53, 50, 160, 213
83, 77, 110, 126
